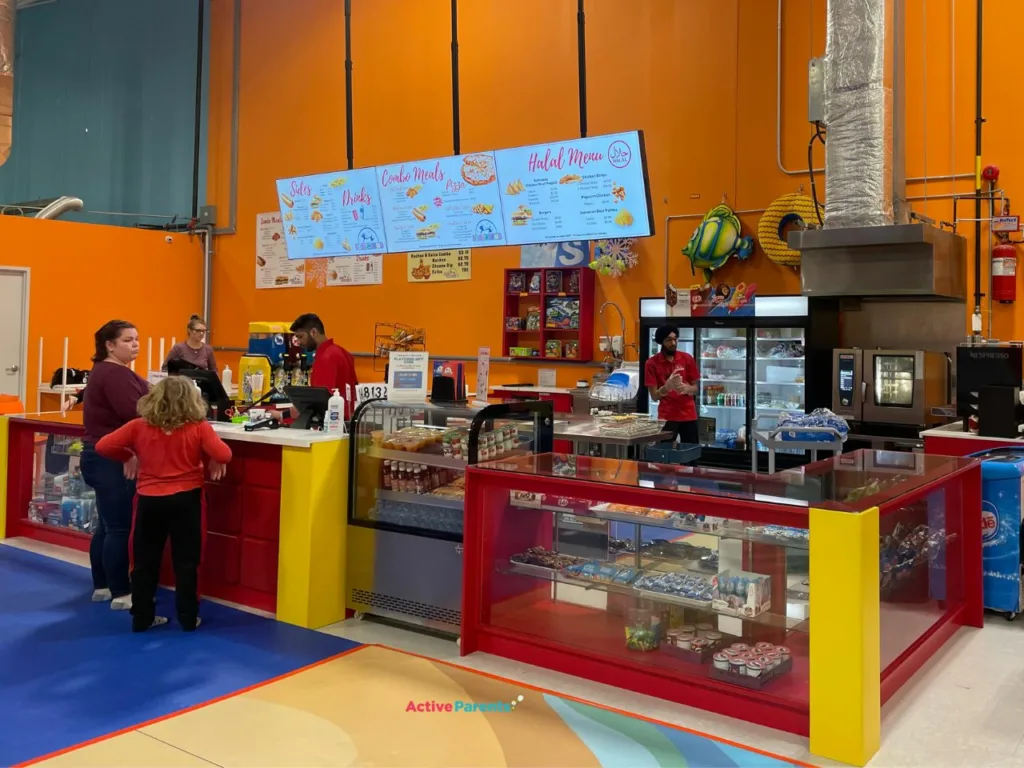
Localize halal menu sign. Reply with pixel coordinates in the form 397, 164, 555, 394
275, 130, 652, 259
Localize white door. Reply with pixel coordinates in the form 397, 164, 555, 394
0, 269, 28, 400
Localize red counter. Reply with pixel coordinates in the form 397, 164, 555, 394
921, 421, 1023, 457
4, 414, 281, 613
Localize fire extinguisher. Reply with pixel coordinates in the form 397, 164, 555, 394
992, 239, 1018, 303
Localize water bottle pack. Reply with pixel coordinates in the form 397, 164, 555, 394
775, 408, 849, 443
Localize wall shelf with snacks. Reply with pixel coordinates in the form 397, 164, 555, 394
503, 268, 595, 362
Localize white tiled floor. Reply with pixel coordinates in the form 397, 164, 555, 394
11, 536, 1024, 767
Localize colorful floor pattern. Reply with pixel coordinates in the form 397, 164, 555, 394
0, 544, 358, 767
30, 645, 812, 768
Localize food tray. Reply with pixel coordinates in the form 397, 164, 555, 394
708, 657, 793, 689
660, 638, 725, 664
506, 561, 561, 580
633, 587, 712, 610
734, 529, 809, 550
588, 503, 676, 526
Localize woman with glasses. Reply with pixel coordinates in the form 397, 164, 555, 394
164, 315, 217, 372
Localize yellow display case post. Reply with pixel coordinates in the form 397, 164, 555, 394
277, 439, 348, 629
809, 505, 881, 765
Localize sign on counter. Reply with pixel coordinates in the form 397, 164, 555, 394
476, 347, 490, 402
256, 212, 305, 289
378, 153, 505, 253
387, 352, 430, 403
494, 131, 654, 245
276, 168, 388, 260
407, 248, 471, 282
356, 382, 388, 402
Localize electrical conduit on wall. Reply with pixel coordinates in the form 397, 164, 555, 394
0, 0, 13, 168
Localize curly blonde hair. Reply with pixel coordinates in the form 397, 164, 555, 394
137, 376, 207, 431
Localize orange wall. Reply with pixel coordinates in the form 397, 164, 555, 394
206, 0, 1023, 388
0, 216, 203, 409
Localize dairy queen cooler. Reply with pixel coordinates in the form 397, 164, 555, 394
638, 295, 840, 471
346, 398, 554, 633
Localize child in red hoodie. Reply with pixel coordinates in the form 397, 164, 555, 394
97, 376, 232, 632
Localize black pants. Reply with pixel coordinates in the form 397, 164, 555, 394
130, 489, 203, 632
663, 420, 699, 445
81, 447, 135, 597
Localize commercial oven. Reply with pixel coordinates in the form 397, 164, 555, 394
833, 348, 949, 426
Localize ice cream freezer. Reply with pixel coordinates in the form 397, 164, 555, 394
969, 447, 1024, 619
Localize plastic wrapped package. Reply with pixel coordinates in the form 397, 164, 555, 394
823, 0, 893, 229
775, 408, 850, 443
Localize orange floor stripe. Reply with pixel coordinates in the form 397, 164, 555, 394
377, 644, 817, 768
13, 644, 369, 768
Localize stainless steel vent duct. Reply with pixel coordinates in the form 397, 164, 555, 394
0, 0, 13, 168
34, 196, 83, 220
823, 0, 892, 228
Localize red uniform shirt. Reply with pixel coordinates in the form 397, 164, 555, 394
310, 338, 358, 417
95, 419, 232, 497
644, 350, 699, 422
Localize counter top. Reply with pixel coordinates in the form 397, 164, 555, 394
921, 421, 1023, 443
6, 412, 346, 448
491, 385, 582, 395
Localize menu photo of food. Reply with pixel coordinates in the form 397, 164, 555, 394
379, 151, 507, 252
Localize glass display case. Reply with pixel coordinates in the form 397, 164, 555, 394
346, 398, 553, 632
461, 449, 982, 761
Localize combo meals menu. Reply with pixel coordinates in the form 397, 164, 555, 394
276, 131, 652, 259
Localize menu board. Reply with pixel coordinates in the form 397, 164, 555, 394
378, 153, 506, 253
494, 131, 653, 245
256, 212, 305, 289
325, 254, 383, 286
276, 168, 387, 260
407, 249, 471, 282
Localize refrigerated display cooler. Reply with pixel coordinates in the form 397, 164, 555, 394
346, 399, 553, 633
638, 296, 839, 470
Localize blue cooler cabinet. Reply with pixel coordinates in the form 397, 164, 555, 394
970, 447, 1024, 618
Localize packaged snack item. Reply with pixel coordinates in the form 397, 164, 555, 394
545, 271, 563, 293
545, 297, 580, 329
545, 340, 563, 358
525, 308, 542, 331
567, 270, 581, 293
624, 607, 661, 652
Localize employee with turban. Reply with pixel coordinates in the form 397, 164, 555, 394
644, 324, 700, 445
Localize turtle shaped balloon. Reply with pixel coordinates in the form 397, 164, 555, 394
682, 204, 755, 283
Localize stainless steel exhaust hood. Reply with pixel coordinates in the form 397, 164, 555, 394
789, 224, 966, 300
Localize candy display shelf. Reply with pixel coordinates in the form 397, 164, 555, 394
461, 450, 982, 766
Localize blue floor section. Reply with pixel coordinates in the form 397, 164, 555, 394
0, 545, 359, 766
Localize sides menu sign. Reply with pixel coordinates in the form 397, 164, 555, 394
276, 168, 387, 260
378, 153, 504, 253
494, 132, 653, 244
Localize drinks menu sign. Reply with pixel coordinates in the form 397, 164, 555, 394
276, 168, 387, 260
378, 153, 504, 253
494, 131, 653, 245
275, 131, 651, 258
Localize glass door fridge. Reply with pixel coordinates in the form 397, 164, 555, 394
752, 327, 807, 458
697, 326, 750, 451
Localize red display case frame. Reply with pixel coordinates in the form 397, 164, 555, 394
502, 267, 594, 362
460, 450, 982, 745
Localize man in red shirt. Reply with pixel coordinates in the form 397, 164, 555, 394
290, 313, 359, 417
644, 324, 700, 445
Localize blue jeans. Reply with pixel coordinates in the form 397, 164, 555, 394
80, 447, 134, 597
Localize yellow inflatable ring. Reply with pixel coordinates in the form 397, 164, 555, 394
757, 193, 819, 268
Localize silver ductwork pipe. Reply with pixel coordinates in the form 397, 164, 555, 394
0, 0, 13, 168
34, 196, 84, 220
823, 0, 894, 228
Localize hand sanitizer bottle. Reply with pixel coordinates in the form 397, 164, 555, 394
326, 389, 344, 433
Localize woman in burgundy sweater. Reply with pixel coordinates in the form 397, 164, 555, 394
79, 320, 149, 610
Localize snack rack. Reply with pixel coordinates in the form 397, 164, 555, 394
346, 398, 554, 633
502, 267, 595, 361
372, 322, 426, 373
461, 449, 983, 765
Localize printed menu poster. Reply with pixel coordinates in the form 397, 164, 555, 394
325, 254, 383, 286
407, 248, 471, 282
378, 152, 506, 253
494, 131, 653, 245
276, 167, 387, 259
256, 212, 305, 289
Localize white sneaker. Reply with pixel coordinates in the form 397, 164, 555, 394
111, 595, 133, 611
92, 588, 112, 602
